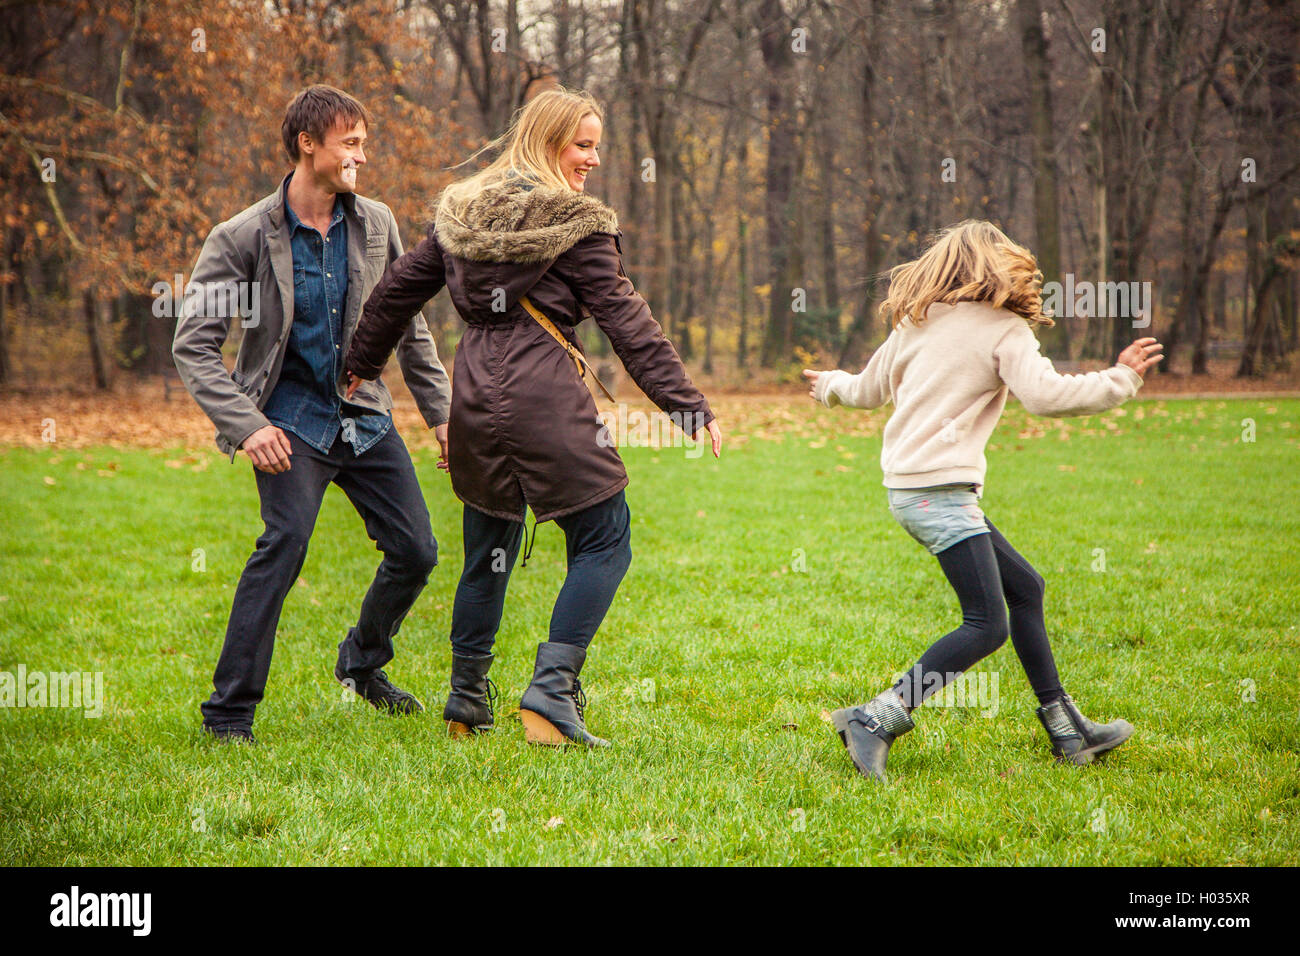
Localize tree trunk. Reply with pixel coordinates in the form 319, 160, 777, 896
670, 174, 692, 357
838, 8, 885, 369
1256, 0, 1299, 369
1193, 272, 1225, 375
703, 209, 716, 375
1163, 6, 1234, 373
0, 229, 12, 385
816, 101, 841, 349
1097, 1, 1190, 357
839, 217, 883, 368
0, 269, 10, 386
617, 0, 643, 230
1017, 0, 1065, 355
1239, 258, 1283, 376
83, 290, 109, 389
1288, 271, 1298, 351
1244, 201, 1260, 343
1189, 195, 1233, 374
1081, 51, 1109, 362
756, 0, 796, 367
738, 205, 749, 370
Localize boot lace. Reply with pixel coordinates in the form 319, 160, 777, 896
571, 678, 588, 723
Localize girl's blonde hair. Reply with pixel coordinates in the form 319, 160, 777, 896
878, 220, 1054, 329
437, 87, 603, 225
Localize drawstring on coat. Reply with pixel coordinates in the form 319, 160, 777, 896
520, 515, 539, 568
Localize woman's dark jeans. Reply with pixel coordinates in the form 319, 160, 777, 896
449, 490, 632, 656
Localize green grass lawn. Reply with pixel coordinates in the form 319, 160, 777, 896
1, 396, 1297, 865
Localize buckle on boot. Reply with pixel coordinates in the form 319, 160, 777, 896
859, 712, 882, 735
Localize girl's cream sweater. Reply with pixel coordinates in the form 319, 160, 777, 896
813, 300, 1143, 490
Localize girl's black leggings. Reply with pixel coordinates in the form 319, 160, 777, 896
892, 520, 1064, 710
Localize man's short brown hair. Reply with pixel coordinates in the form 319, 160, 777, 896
281, 85, 372, 163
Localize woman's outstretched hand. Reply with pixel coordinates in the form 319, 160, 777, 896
692, 418, 722, 458
1117, 337, 1164, 378
802, 368, 824, 400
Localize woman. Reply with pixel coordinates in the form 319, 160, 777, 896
345, 88, 720, 748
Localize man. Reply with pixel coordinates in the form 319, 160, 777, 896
173, 85, 451, 743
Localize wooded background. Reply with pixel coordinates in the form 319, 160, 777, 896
2, 0, 1297, 390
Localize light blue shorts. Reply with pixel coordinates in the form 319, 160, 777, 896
887, 483, 990, 555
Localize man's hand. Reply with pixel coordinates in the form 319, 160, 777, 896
435, 423, 450, 473
1117, 337, 1164, 378
802, 368, 824, 400
242, 424, 292, 473
692, 418, 722, 458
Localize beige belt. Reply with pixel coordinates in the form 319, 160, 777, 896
519, 295, 617, 403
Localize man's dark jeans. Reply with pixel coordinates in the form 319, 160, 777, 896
449, 490, 632, 656
200, 428, 437, 729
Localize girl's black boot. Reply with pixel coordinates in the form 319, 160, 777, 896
831, 689, 915, 782
1036, 693, 1133, 764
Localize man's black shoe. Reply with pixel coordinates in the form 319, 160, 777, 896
335, 663, 424, 715
201, 723, 256, 745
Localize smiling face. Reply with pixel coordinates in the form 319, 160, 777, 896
558, 113, 601, 191
298, 118, 368, 194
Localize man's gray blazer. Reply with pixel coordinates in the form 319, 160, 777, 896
172, 177, 451, 460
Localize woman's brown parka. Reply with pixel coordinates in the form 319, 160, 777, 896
345, 181, 714, 522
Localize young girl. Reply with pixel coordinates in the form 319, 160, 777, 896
803, 220, 1162, 782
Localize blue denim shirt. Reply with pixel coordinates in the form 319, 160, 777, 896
263, 177, 392, 455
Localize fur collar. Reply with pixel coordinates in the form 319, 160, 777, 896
435, 182, 620, 264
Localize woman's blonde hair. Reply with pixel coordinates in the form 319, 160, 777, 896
437, 87, 603, 225
878, 220, 1054, 329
